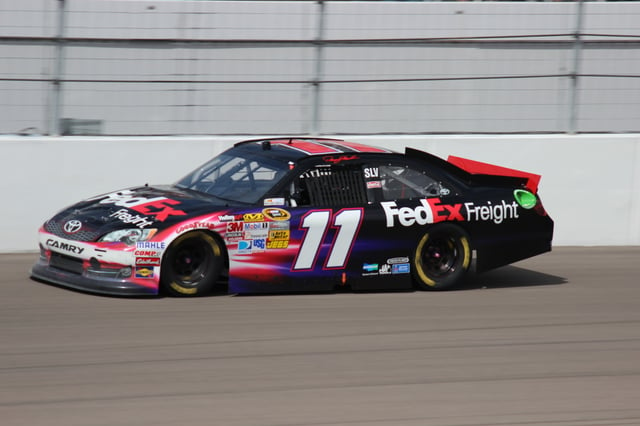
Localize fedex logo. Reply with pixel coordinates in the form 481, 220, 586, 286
381, 198, 464, 227
97, 190, 186, 222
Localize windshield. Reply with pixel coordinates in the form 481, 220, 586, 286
176, 152, 290, 204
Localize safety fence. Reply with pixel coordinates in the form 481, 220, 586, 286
1, 0, 640, 135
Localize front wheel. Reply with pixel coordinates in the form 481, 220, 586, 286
412, 224, 471, 291
160, 231, 224, 296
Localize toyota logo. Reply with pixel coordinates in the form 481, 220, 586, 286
63, 220, 82, 234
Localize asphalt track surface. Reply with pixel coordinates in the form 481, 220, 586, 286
2, 247, 640, 426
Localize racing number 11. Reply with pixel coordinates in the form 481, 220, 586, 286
293, 209, 363, 270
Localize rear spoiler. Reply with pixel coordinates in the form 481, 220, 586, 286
447, 156, 541, 194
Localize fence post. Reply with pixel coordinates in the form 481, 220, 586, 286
569, 0, 585, 134
49, 0, 66, 136
310, 0, 325, 136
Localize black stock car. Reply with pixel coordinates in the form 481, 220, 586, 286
31, 138, 553, 296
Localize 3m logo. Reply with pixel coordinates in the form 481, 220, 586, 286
226, 222, 244, 232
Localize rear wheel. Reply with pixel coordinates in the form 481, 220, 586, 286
413, 224, 471, 290
160, 231, 223, 296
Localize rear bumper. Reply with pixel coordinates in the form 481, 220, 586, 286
475, 217, 554, 272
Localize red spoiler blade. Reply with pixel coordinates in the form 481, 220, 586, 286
447, 156, 541, 193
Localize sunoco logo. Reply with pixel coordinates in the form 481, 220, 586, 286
63, 220, 82, 234
262, 208, 291, 221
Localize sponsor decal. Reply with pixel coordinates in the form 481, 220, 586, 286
243, 212, 264, 222
136, 241, 166, 250
366, 180, 382, 189
263, 198, 286, 206
392, 263, 411, 274
110, 208, 154, 229
252, 238, 266, 251
176, 222, 216, 234
135, 257, 161, 266
225, 221, 244, 243
46, 238, 85, 255
63, 220, 82, 234
226, 222, 244, 232
262, 208, 291, 221
464, 200, 519, 225
387, 256, 409, 264
428, 199, 464, 222
98, 189, 186, 222
266, 239, 289, 249
381, 199, 438, 227
364, 167, 379, 178
237, 240, 253, 255
269, 230, 290, 240
362, 262, 379, 277
363, 263, 379, 272
267, 229, 290, 249
269, 221, 290, 231
381, 198, 518, 227
323, 155, 359, 164
379, 264, 392, 275
135, 267, 154, 278
244, 222, 269, 239
134, 250, 162, 257
218, 214, 235, 222
244, 222, 269, 231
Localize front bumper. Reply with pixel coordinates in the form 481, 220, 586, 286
31, 236, 160, 296
31, 255, 158, 296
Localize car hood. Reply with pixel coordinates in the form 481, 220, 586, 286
43, 185, 236, 242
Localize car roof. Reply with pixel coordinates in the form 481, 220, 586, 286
233, 137, 395, 161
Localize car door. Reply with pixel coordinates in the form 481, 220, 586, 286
279, 157, 425, 292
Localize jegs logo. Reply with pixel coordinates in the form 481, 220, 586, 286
96, 190, 186, 222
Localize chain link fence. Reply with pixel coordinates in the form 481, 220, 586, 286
1, 0, 640, 135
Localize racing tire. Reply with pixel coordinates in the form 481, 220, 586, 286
160, 231, 224, 297
412, 224, 471, 291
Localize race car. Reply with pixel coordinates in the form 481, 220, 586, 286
31, 137, 554, 296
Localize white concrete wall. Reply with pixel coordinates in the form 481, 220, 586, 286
2, 134, 639, 252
